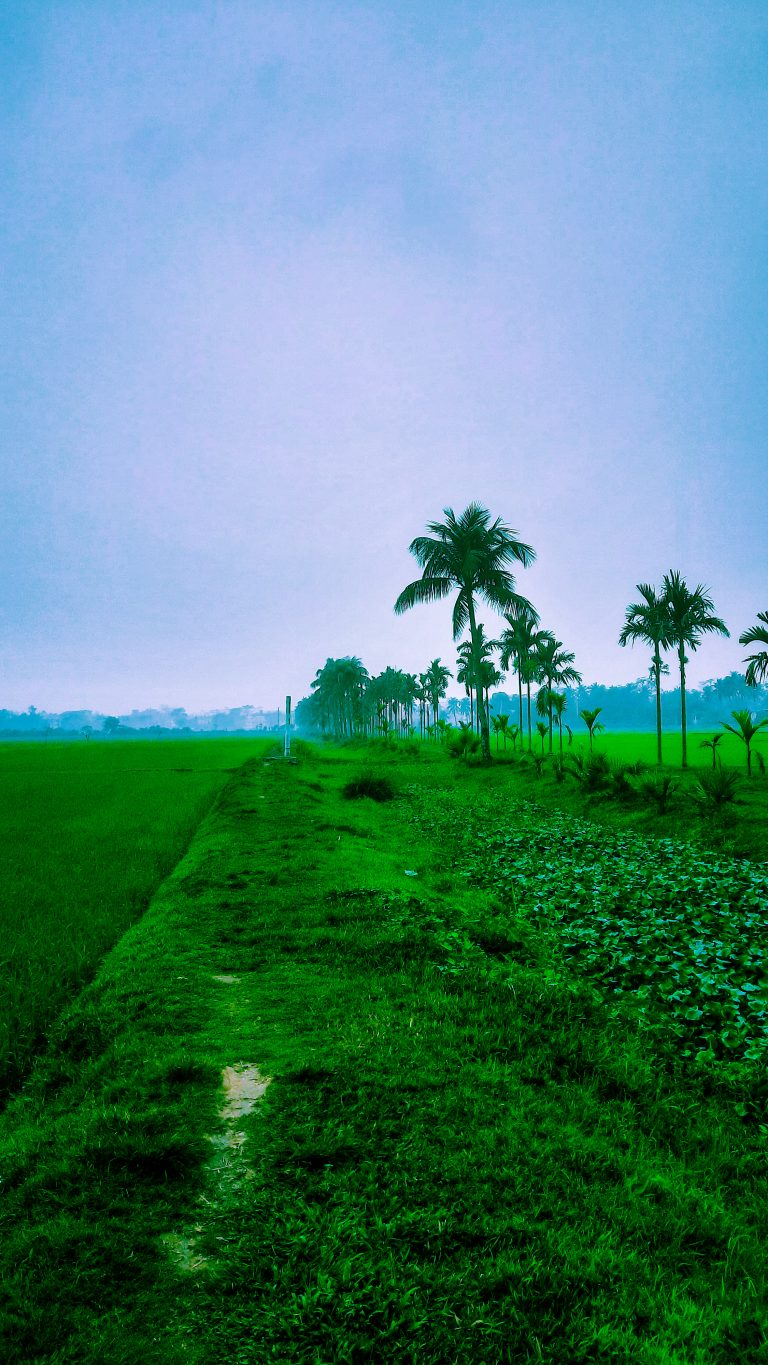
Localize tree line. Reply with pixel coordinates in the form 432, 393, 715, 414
297, 503, 768, 769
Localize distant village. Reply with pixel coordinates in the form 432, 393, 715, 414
0, 704, 286, 738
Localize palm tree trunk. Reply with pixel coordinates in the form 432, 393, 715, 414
517, 669, 524, 736
467, 597, 491, 761
526, 680, 532, 752
679, 645, 687, 769
653, 650, 663, 766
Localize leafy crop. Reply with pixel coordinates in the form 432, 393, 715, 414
408, 785, 768, 1070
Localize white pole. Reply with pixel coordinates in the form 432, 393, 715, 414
284, 695, 291, 758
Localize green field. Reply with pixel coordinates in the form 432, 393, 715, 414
3, 739, 768, 1361
0, 736, 270, 1097
563, 726, 768, 772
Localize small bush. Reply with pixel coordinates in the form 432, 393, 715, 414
342, 775, 396, 802
635, 775, 677, 814
608, 760, 644, 802
447, 724, 481, 763
567, 752, 610, 793
693, 768, 741, 813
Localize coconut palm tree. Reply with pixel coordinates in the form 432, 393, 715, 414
533, 636, 582, 753
662, 572, 730, 769
740, 612, 768, 688
394, 505, 535, 761
619, 584, 672, 766
721, 710, 768, 777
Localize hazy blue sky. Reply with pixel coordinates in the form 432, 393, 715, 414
2, 1, 766, 711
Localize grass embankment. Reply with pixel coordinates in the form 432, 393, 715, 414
2, 743, 768, 1362
0, 737, 267, 1098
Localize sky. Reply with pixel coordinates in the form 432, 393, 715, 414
1, 1, 766, 712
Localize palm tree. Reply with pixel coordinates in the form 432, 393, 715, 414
662, 572, 729, 769
740, 612, 768, 688
551, 692, 567, 756
394, 505, 535, 761
425, 659, 452, 735
619, 584, 672, 766
533, 636, 581, 753
579, 706, 604, 752
456, 645, 475, 732
721, 710, 768, 777
535, 720, 548, 754
699, 733, 725, 770
498, 598, 540, 738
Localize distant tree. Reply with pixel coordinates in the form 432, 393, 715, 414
579, 707, 605, 752
662, 571, 729, 769
81, 725, 93, 742
550, 692, 567, 757
619, 584, 672, 766
394, 503, 535, 761
425, 658, 452, 734
721, 710, 768, 778
740, 612, 768, 688
102, 716, 120, 736
533, 636, 581, 753
495, 713, 510, 750
498, 598, 541, 740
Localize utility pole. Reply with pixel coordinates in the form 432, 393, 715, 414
284, 695, 291, 758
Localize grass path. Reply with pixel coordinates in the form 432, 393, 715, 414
2, 747, 768, 1362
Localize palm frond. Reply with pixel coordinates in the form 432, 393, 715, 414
394, 577, 454, 615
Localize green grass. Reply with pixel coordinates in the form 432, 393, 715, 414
0, 736, 270, 1097
3, 741, 768, 1361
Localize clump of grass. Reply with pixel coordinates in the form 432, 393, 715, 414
342, 774, 396, 802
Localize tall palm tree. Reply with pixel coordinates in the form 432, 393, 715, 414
533, 636, 582, 753
456, 642, 475, 731
394, 505, 535, 760
662, 571, 729, 769
740, 611, 768, 688
498, 598, 541, 741
550, 692, 567, 756
425, 659, 452, 735
619, 584, 672, 766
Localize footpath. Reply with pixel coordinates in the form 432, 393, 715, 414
1, 749, 767, 1364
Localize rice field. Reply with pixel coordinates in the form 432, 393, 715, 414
0, 736, 270, 1097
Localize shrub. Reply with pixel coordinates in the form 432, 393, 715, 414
447, 724, 481, 763
635, 775, 677, 815
693, 768, 741, 813
567, 751, 610, 793
342, 775, 396, 802
608, 759, 645, 802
